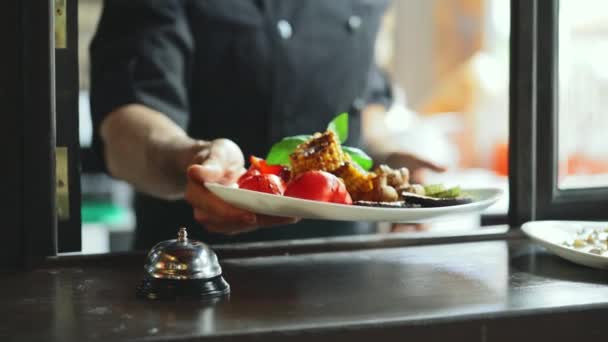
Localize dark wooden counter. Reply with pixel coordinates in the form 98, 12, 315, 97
2, 238, 608, 341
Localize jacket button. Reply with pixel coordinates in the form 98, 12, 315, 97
277, 20, 293, 40
348, 15, 362, 32
352, 97, 366, 111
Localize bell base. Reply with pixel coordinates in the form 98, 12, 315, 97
136, 274, 230, 300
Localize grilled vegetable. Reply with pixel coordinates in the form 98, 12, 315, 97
421, 184, 462, 199
353, 200, 421, 208
284, 171, 352, 204
433, 186, 462, 199
239, 174, 286, 195
249, 155, 284, 176
423, 184, 445, 196
400, 191, 472, 207
289, 131, 347, 177
333, 162, 375, 194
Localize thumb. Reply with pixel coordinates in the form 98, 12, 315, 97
188, 159, 223, 184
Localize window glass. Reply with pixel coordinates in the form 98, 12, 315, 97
558, 0, 608, 189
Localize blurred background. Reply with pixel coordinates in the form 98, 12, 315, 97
76, 0, 608, 253
557, 0, 608, 189
77, 0, 511, 253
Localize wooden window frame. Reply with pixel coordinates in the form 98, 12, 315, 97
7, 0, 604, 268
534, 0, 608, 220
1, 0, 57, 269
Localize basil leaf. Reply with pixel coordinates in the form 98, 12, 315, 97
327, 112, 349, 143
342, 146, 373, 171
265, 135, 311, 166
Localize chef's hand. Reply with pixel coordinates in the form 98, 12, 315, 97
361, 105, 447, 183
390, 223, 430, 233
385, 152, 446, 184
184, 138, 298, 235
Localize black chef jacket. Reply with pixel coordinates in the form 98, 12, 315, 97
90, 0, 393, 249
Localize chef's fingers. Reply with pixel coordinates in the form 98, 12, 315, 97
202, 214, 300, 235
192, 205, 299, 235
205, 224, 257, 235
193, 208, 210, 223
410, 169, 427, 185
188, 163, 240, 186
256, 215, 300, 227
193, 208, 257, 234
190, 162, 225, 184
185, 179, 256, 223
390, 223, 430, 233
189, 138, 244, 183
387, 152, 446, 173
220, 166, 247, 185
411, 157, 446, 173
194, 211, 300, 233
207, 138, 245, 170
193, 206, 259, 235
189, 140, 211, 165
193, 209, 257, 234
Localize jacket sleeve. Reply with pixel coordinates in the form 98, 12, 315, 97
363, 65, 393, 109
89, 0, 193, 171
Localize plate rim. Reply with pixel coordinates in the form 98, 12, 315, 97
206, 183, 505, 222
205, 182, 503, 213
521, 220, 608, 262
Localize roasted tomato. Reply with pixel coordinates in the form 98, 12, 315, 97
246, 155, 290, 182
250, 156, 284, 176
284, 171, 352, 204
278, 167, 291, 183
237, 166, 261, 187
331, 183, 353, 205
239, 174, 286, 195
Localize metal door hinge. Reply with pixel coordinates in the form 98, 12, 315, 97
54, 0, 67, 49
56, 147, 70, 221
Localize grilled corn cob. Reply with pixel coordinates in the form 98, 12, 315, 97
333, 162, 375, 195
289, 131, 347, 177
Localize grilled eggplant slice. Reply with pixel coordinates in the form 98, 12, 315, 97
400, 192, 473, 207
353, 200, 420, 208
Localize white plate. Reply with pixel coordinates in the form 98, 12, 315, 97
522, 221, 608, 270
205, 183, 502, 223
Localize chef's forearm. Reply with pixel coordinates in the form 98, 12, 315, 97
100, 104, 206, 199
361, 103, 391, 161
